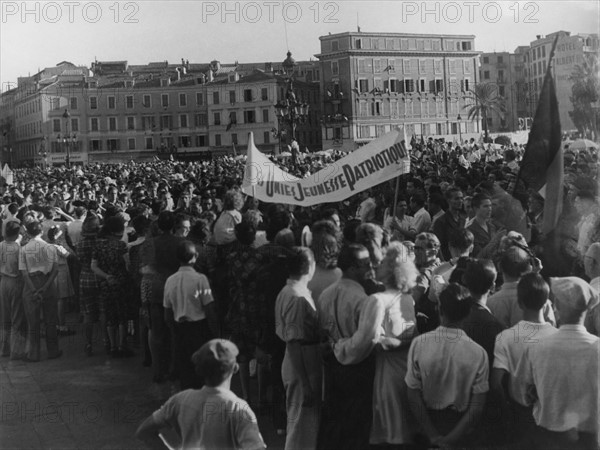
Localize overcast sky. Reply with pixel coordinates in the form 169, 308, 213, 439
1, 0, 598, 89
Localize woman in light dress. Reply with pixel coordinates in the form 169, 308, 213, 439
370, 241, 420, 447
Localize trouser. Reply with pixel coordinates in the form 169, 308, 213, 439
149, 303, 171, 379
317, 353, 376, 450
23, 274, 59, 361
173, 320, 212, 390
0, 276, 26, 358
532, 426, 599, 450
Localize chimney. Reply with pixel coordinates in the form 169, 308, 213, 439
265, 62, 273, 72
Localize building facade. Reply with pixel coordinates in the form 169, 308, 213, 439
4, 57, 321, 166
524, 31, 599, 132
317, 31, 482, 152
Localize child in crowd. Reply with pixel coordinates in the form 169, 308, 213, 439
135, 339, 266, 450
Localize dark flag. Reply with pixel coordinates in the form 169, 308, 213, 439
513, 35, 562, 236
410, 134, 417, 149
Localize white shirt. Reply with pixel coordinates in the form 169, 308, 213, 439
405, 326, 489, 412
19, 236, 58, 274
412, 207, 432, 234
67, 219, 84, 248
163, 266, 213, 322
493, 321, 558, 406
523, 325, 599, 433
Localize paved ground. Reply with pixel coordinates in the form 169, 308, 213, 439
0, 313, 286, 449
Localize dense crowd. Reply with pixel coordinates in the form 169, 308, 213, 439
0, 138, 599, 450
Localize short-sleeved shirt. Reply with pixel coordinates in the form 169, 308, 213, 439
493, 321, 558, 406
488, 282, 556, 328
405, 326, 489, 412
523, 325, 599, 433
0, 241, 21, 277
152, 387, 265, 450
460, 302, 506, 367
19, 236, 58, 274
213, 210, 242, 245
275, 279, 320, 344
163, 266, 213, 322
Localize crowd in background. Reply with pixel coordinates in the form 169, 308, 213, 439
1, 137, 599, 450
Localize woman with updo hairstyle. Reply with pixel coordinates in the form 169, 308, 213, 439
308, 220, 342, 304
367, 241, 420, 446
76, 214, 103, 356
355, 222, 388, 294
91, 216, 132, 358
275, 247, 322, 450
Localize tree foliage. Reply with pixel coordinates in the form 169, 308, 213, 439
465, 82, 506, 140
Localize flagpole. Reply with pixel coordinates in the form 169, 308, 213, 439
393, 126, 410, 217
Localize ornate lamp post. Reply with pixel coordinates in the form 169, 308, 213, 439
274, 51, 310, 166
60, 109, 77, 168
457, 114, 463, 143
38, 137, 47, 168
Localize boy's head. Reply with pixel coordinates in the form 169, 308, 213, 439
517, 272, 549, 311
192, 339, 239, 387
463, 259, 497, 298
176, 240, 197, 265
439, 283, 472, 323
4, 221, 21, 241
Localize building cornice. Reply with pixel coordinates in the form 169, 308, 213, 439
316, 50, 481, 60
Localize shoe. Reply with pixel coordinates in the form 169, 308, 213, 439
48, 350, 63, 360
84, 344, 93, 357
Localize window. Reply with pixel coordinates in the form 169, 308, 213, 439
359, 101, 369, 116
160, 115, 173, 129
229, 91, 236, 104
404, 79, 415, 93
128, 138, 136, 150
403, 59, 411, 74
419, 59, 427, 74
195, 135, 207, 147
127, 117, 135, 130
179, 93, 187, 107
126, 95, 134, 109
331, 61, 339, 76
70, 97, 78, 109
434, 60, 442, 75
88, 81, 97, 89
371, 101, 382, 116
419, 78, 427, 92
91, 139, 102, 151
262, 109, 269, 122
196, 92, 203, 105
261, 88, 268, 101
228, 111, 237, 125
244, 89, 253, 102
161, 94, 169, 108
142, 115, 156, 130
180, 114, 188, 128
145, 137, 153, 150
358, 79, 369, 93
449, 60, 456, 74
213, 91, 220, 104
542, 46, 546, 57
387, 59, 396, 73
214, 112, 221, 125
231, 133, 238, 145
461, 41, 472, 50
244, 110, 256, 123
179, 136, 191, 148
195, 113, 208, 127
263, 131, 270, 144
374, 78, 383, 91
435, 79, 444, 92
355, 38, 362, 49
71, 118, 79, 132
331, 40, 339, 51
497, 56, 504, 64
90, 118, 99, 132
107, 139, 119, 151
462, 79, 470, 92
53, 119, 61, 132
372, 38, 380, 50
108, 96, 116, 109
215, 134, 221, 146
143, 95, 151, 107
484, 71, 490, 79
499, 86, 505, 97
483, 56, 489, 64
464, 60, 471, 74
109, 117, 117, 131
384, 79, 400, 93
373, 59, 382, 73
90, 97, 97, 109
498, 70, 504, 81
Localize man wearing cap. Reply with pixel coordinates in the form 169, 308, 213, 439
523, 277, 599, 449
136, 339, 265, 450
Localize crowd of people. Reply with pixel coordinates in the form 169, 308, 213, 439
0, 137, 599, 450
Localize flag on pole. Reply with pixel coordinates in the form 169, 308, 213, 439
232, 142, 237, 156
513, 35, 562, 236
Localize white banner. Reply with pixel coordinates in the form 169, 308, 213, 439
242, 128, 410, 206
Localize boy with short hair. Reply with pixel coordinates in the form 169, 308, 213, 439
163, 240, 219, 390
491, 273, 558, 447
136, 339, 266, 450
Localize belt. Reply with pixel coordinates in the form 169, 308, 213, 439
29, 271, 49, 277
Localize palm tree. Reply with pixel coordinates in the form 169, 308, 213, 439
464, 82, 506, 141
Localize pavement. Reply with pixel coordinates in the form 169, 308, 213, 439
0, 313, 286, 449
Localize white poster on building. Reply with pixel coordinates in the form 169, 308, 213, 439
242, 128, 410, 207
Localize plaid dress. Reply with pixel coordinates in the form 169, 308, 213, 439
76, 236, 101, 319
93, 237, 130, 326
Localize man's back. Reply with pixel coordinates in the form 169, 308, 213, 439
152, 387, 264, 450
318, 278, 367, 343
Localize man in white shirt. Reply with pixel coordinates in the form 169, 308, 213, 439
492, 273, 558, 447
19, 221, 61, 362
584, 243, 600, 335
524, 277, 599, 450
410, 193, 432, 235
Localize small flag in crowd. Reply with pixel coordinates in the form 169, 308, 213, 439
513, 35, 562, 235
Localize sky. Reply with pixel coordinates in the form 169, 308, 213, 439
1, 0, 599, 89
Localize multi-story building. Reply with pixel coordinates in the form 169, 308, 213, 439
4, 55, 321, 166
0, 87, 17, 167
524, 31, 599, 131
316, 31, 482, 152
479, 50, 528, 132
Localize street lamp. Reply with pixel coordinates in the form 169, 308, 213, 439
38, 137, 47, 168
61, 109, 74, 168
457, 114, 463, 143
274, 51, 310, 165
